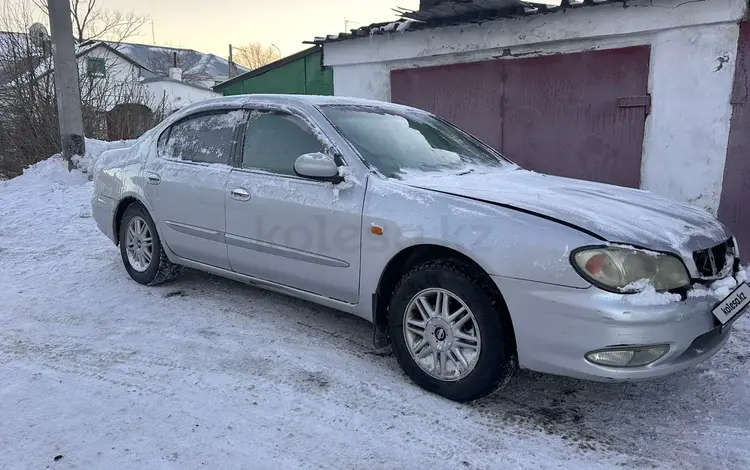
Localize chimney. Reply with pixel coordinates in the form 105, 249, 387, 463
169, 67, 182, 81
168, 51, 182, 81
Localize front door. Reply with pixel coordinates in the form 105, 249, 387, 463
144, 110, 243, 270
225, 109, 365, 303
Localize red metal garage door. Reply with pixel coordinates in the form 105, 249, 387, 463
719, 21, 750, 254
391, 46, 651, 188
390, 60, 505, 152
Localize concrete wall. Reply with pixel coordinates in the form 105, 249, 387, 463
642, 24, 741, 212
324, 0, 747, 214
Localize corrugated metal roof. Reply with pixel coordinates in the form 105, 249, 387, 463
309, 0, 626, 45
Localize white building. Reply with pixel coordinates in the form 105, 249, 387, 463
314, 0, 750, 251
3, 35, 246, 139
68, 40, 226, 114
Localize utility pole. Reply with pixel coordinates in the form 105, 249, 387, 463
228, 44, 234, 79
271, 43, 281, 59
47, 0, 85, 170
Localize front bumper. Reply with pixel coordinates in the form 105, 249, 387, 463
493, 276, 733, 382
91, 193, 117, 244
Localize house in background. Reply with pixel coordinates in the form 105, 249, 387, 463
213, 45, 332, 96
313, 0, 750, 253
80, 40, 248, 89
68, 39, 251, 119
48, 40, 225, 139
2, 28, 247, 139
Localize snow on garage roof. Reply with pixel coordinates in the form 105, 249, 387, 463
308, 0, 626, 45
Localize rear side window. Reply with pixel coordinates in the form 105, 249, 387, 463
242, 112, 324, 176
162, 111, 242, 165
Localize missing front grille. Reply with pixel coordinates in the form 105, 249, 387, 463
693, 239, 735, 279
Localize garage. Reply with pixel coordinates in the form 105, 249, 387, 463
391, 46, 651, 188
316, 0, 744, 228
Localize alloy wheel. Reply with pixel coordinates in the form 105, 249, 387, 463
125, 216, 153, 273
403, 288, 482, 381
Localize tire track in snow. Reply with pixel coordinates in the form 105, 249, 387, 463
0, 264, 635, 468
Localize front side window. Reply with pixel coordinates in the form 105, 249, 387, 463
162, 111, 242, 165
157, 126, 170, 157
242, 112, 325, 176
319, 105, 509, 179
86, 57, 106, 77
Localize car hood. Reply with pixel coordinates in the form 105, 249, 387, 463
401, 168, 731, 255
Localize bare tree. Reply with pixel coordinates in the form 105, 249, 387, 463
0, 1, 163, 179
0, 1, 57, 178
32, 0, 149, 43
234, 42, 280, 70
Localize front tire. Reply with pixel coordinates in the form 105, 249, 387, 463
119, 204, 180, 286
388, 260, 517, 402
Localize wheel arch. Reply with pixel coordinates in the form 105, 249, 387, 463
372, 244, 514, 348
113, 196, 142, 245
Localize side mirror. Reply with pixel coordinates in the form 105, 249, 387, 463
294, 152, 344, 183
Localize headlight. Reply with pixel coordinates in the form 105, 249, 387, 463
572, 246, 690, 293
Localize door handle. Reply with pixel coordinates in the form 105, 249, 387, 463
146, 172, 161, 185
230, 188, 251, 201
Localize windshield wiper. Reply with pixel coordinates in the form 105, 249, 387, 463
456, 169, 475, 176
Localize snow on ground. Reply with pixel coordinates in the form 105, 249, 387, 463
1, 156, 750, 469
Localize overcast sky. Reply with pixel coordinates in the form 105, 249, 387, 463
13, 0, 420, 58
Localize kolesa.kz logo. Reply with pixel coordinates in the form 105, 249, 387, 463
722, 292, 748, 316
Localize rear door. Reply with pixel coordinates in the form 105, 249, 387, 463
144, 110, 243, 270
224, 108, 365, 303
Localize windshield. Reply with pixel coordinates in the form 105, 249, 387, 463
320, 105, 510, 179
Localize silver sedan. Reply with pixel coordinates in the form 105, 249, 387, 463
91, 94, 748, 402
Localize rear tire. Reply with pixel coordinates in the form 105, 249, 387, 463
388, 260, 517, 402
119, 203, 180, 286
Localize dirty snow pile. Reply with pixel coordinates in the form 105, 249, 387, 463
2, 149, 750, 468
0, 138, 131, 202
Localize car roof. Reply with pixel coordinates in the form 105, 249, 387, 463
196, 94, 419, 112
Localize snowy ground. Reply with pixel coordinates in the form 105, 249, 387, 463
1, 156, 750, 469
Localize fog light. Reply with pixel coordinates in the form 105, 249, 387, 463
586, 346, 669, 368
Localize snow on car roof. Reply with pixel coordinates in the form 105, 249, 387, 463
198, 94, 421, 112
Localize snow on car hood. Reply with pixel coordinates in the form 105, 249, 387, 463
401, 168, 731, 255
